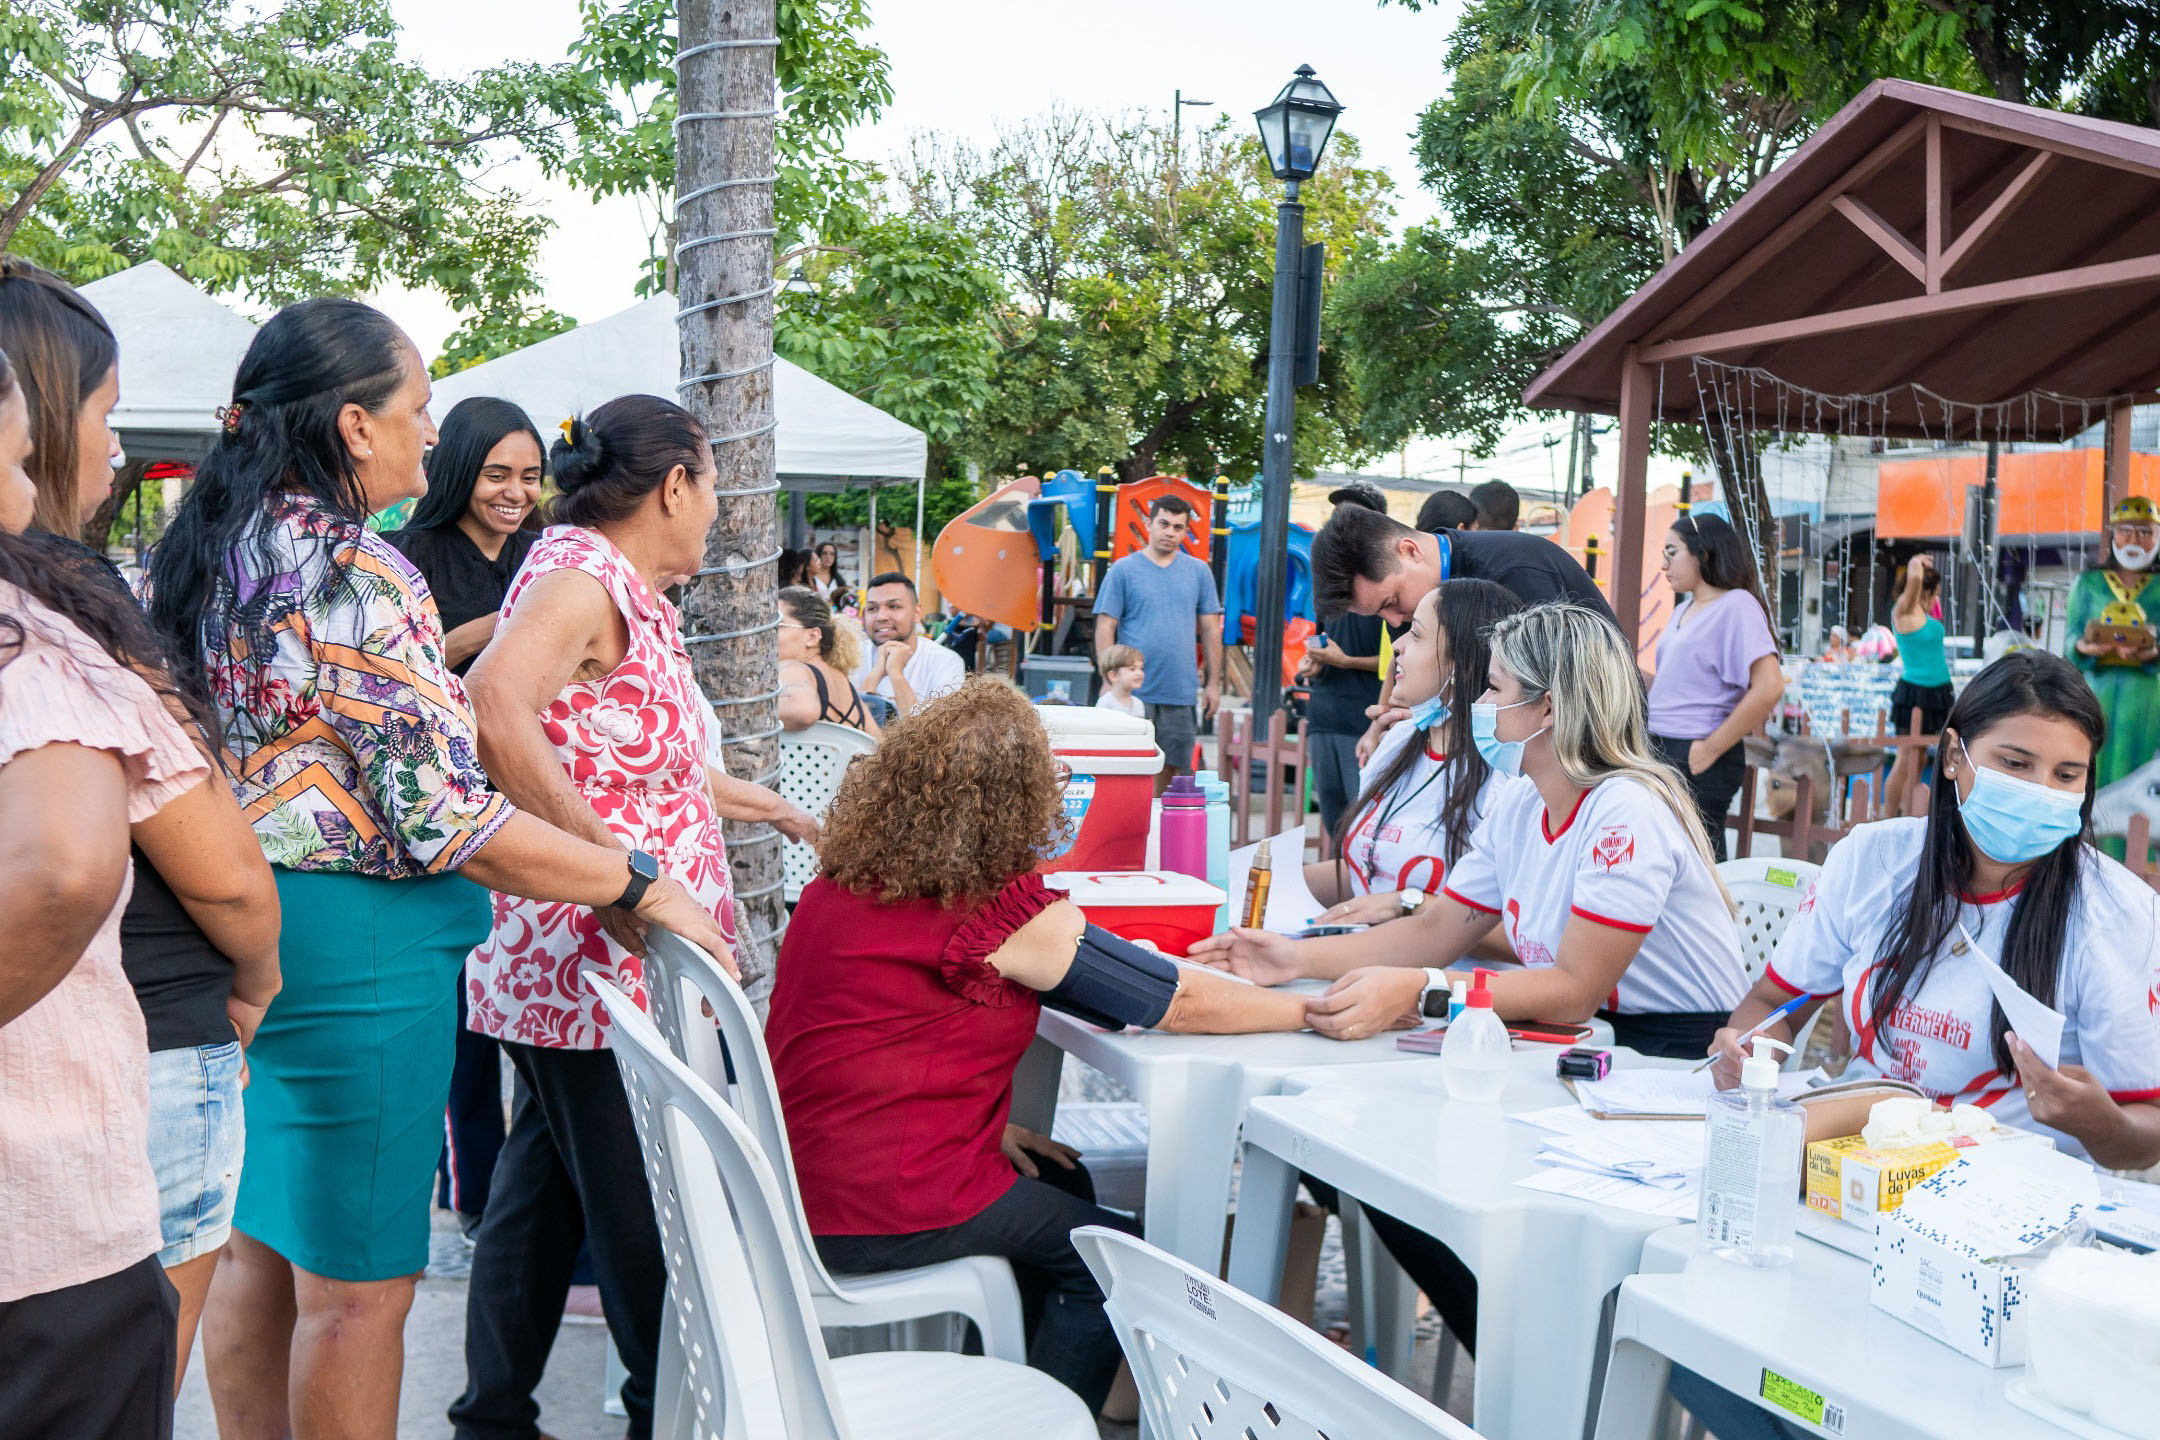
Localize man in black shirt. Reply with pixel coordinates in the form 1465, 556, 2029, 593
1311, 502, 1616, 628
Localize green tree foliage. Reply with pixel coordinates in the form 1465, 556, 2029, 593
1911, 1, 2159, 120
898, 110, 1393, 486
0, 0, 584, 364
562, 0, 893, 295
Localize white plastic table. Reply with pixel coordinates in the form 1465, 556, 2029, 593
1223, 1050, 1686, 1440
1593, 1224, 2076, 1440
1013, 1001, 1440, 1273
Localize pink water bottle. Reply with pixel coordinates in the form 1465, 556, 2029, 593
1160, 775, 1209, 880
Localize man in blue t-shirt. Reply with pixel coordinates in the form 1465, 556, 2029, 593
1093, 496, 1223, 789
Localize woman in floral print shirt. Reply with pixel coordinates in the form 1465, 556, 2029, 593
149, 299, 729, 1438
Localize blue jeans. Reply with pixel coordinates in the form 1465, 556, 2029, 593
147, 1040, 246, 1266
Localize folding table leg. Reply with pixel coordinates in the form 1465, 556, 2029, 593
1222, 1140, 1297, 1303
1591, 1338, 1671, 1440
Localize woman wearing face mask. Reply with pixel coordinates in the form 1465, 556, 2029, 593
1198, 603, 1747, 1057
1289, 580, 1522, 925
2069, 496, 2160, 857
1710, 650, 2160, 1163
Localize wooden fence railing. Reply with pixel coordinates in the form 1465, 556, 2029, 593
1213, 706, 1315, 856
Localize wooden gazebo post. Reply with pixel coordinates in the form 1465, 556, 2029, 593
1613, 346, 1655, 642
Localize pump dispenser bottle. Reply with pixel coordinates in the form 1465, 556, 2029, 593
1699, 1035, 1803, 1267
1439, 969, 1510, 1102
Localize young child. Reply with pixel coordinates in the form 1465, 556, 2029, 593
1096, 644, 1145, 716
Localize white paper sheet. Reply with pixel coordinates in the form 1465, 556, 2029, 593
1226, 823, 1323, 933
1957, 923, 2066, 1069
1571, 1067, 1823, 1117
1515, 1166, 1702, 1217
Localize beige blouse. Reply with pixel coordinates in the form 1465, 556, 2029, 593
0, 583, 208, 1300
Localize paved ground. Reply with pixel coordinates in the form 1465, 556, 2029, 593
175, 1059, 1469, 1437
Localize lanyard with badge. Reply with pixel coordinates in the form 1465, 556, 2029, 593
1356, 754, 1450, 877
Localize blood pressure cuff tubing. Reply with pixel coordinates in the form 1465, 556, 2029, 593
1041, 924, 1179, 1030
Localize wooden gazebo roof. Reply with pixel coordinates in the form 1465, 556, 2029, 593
1522, 80, 2160, 638
1526, 80, 2160, 442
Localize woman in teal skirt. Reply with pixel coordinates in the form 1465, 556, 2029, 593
150, 299, 733, 1439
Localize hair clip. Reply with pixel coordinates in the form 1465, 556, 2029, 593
216, 402, 246, 434
561, 417, 576, 442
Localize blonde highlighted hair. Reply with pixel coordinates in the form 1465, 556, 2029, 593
779, 585, 861, 674
1486, 603, 1729, 896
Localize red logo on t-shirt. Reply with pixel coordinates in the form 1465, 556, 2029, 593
1590, 825, 1635, 873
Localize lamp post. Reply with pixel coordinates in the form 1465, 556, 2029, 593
1249, 64, 1342, 731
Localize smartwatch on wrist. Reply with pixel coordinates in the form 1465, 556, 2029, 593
1417, 966, 1453, 1018
1399, 889, 1429, 918
614, 849, 661, 912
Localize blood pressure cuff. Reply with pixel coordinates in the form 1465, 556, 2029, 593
1041, 924, 1180, 1030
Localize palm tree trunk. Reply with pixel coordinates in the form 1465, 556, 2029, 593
675, 0, 785, 997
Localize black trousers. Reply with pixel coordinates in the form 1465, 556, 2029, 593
451, 1042, 667, 1440
438, 979, 505, 1218
1650, 732, 1746, 863
0, 1252, 177, 1440
814, 1159, 1141, 1414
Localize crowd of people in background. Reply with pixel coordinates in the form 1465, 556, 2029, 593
8, 238, 2160, 1440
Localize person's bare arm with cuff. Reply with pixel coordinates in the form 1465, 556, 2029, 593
991, 900, 1308, 1034
1187, 889, 1498, 986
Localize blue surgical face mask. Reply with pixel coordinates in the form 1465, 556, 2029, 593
1471, 697, 1547, 778
1405, 677, 1453, 732
1955, 739, 2085, 864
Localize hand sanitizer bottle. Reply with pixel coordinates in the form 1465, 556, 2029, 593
1699, 1035, 1803, 1267
1439, 968, 1510, 1103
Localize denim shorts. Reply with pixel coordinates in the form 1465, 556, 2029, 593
146, 1040, 246, 1266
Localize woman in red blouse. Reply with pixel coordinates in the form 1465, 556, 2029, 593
767, 677, 1305, 1413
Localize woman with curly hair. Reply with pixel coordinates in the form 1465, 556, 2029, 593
765, 675, 1306, 1414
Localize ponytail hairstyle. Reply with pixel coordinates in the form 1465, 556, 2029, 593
780, 584, 861, 674
1332, 578, 1521, 872
548, 394, 708, 529
1869, 650, 2102, 1077
1486, 602, 1727, 883
148, 297, 412, 708
0, 256, 119, 538
1669, 513, 1775, 633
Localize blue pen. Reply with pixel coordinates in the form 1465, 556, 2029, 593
1690, 991, 1810, 1073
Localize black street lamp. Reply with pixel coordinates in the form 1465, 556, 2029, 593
1248, 65, 1342, 731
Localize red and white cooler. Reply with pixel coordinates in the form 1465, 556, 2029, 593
1037, 707, 1163, 873
1043, 870, 1226, 957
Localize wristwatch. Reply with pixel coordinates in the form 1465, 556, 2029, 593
1417, 966, 1453, 1018
1399, 888, 1430, 918
613, 849, 661, 911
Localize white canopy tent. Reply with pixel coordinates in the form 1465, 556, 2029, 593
78, 261, 259, 463
430, 293, 927, 492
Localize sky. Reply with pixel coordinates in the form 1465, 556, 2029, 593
368, 0, 1689, 492
373, 0, 1455, 354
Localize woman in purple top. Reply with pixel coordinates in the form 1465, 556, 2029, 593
1647, 514, 1785, 861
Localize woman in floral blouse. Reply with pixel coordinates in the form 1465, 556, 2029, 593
453, 394, 821, 1435
149, 298, 731, 1439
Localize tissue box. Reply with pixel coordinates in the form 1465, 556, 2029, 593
1806, 1136, 1963, 1224
1871, 1146, 2100, 1366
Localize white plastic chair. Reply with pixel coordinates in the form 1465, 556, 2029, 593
588, 975, 1095, 1440
776, 721, 877, 902
639, 928, 1026, 1359
1072, 1225, 1485, 1440
1715, 856, 1824, 1069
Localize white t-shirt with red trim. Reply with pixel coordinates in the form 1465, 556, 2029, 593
1766, 816, 2160, 1156
1339, 722, 1513, 898
1443, 775, 1746, 1015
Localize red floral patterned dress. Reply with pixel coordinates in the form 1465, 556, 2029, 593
466, 526, 738, 1049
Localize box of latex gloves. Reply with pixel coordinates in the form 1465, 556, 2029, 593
1871, 1144, 2100, 1366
